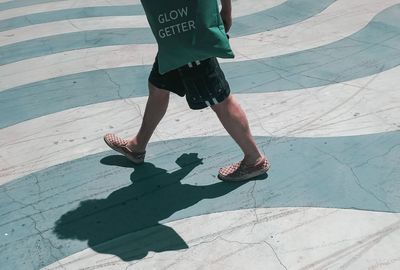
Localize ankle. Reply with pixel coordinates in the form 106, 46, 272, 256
243, 154, 264, 166
127, 138, 146, 153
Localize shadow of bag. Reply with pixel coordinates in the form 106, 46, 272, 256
141, 0, 235, 74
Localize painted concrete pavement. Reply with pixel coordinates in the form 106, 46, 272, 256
1, 0, 400, 269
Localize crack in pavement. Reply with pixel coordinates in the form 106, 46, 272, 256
312, 145, 395, 213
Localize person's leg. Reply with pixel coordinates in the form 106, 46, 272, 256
179, 58, 268, 180
127, 82, 170, 152
211, 94, 264, 166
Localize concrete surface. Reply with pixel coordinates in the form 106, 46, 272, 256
1, 0, 400, 269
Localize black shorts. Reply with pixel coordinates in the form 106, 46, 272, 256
148, 56, 231, 110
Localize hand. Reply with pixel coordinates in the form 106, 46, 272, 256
220, 9, 232, 33
176, 153, 203, 168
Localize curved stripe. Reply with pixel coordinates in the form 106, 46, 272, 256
0, 0, 140, 21
231, 0, 286, 18
227, 0, 400, 61
0, 0, 287, 47
1, 133, 399, 269
0, 0, 64, 12
0, 16, 150, 48
42, 208, 400, 270
0, 6, 146, 33
0, 0, 395, 68
0, 0, 392, 66
0, 0, 284, 31
1, 4, 400, 126
229, 0, 336, 37
0, 0, 335, 65
1, 66, 400, 183
0, 29, 155, 66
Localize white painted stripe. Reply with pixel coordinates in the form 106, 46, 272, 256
0, 0, 141, 21
0, 0, 287, 45
223, 0, 400, 62
0, 16, 150, 46
0, 0, 285, 23
1, 67, 399, 184
0, 44, 156, 92
232, 0, 286, 18
1, 0, 397, 91
0, 0, 394, 48
42, 208, 400, 270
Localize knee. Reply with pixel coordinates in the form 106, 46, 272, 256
148, 82, 170, 100
211, 94, 233, 114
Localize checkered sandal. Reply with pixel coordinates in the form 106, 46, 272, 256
218, 157, 270, 181
103, 133, 146, 164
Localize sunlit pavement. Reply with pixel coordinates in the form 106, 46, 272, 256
1, 0, 400, 269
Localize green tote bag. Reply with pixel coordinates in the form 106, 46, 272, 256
141, 0, 235, 74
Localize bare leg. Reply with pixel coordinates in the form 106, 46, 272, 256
127, 82, 170, 152
211, 95, 264, 165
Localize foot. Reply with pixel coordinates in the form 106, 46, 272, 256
103, 133, 146, 164
126, 138, 146, 153
218, 157, 270, 182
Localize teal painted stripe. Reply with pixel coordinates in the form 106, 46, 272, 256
0, 0, 64, 12
0, 0, 335, 65
0, 132, 399, 269
1, 4, 400, 128
0, 29, 155, 66
229, 0, 336, 37
0, 66, 150, 129
0, 5, 145, 32
0, 0, 333, 33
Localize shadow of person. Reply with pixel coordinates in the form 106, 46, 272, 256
53, 153, 246, 261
